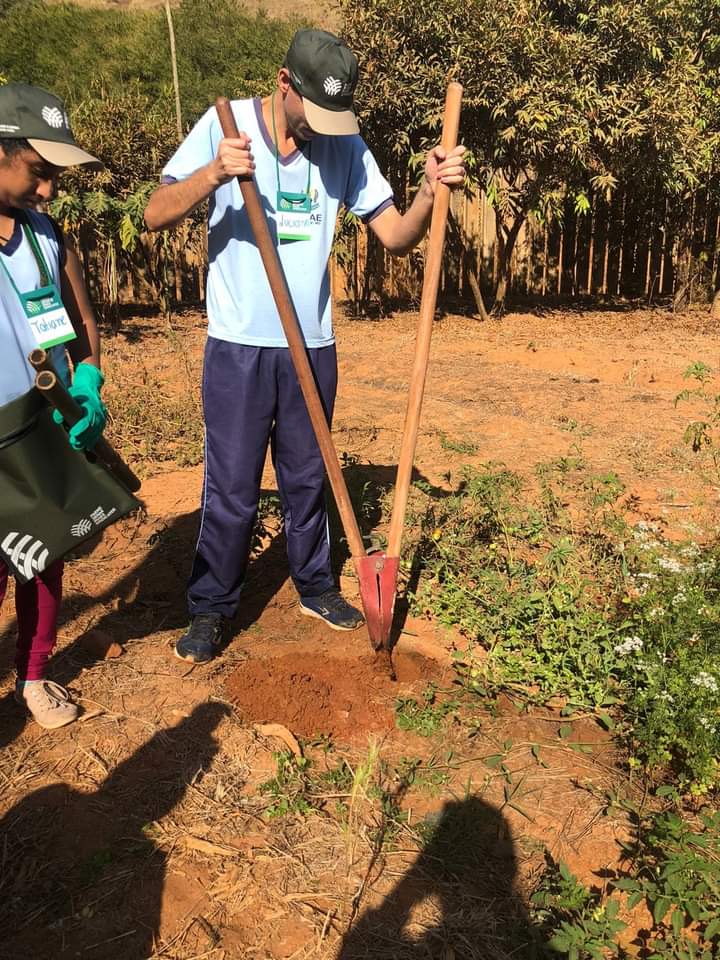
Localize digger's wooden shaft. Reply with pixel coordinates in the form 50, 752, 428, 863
31, 353, 141, 493
215, 96, 365, 559
387, 83, 463, 557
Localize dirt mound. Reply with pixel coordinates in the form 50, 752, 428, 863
226, 651, 434, 740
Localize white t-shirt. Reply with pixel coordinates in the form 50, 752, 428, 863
0, 210, 69, 407
162, 98, 394, 347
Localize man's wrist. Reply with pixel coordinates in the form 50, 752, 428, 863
419, 178, 435, 202
205, 160, 225, 191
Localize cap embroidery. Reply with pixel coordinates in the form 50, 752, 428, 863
41, 106, 65, 129
323, 76, 343, 96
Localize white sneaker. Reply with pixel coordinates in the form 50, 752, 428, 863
15, 681, 78, 729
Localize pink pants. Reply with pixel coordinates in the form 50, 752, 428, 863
0, 560, 64, 682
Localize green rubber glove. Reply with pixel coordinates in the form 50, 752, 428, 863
53, 362, 107, 451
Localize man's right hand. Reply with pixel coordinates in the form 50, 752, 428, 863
210, 134, 255, 186
145, 133, 256, 231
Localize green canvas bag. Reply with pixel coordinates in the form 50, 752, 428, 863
0, 387, 140, 583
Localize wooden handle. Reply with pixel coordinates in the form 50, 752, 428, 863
387, 82, 463, 557
215, 97, 365, 558
33, 366, 141, 494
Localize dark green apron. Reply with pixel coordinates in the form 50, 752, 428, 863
0, 388, 140, 583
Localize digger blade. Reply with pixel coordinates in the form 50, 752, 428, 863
355, 553, 400, 652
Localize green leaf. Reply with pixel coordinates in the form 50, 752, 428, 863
547, 933, 570, 952
704, 917, 720, 939
605, 898, 620, 920
655, 785, 677, 798
628, 891, 644, 909
613, 878, 639, 891
672, 909, 684, 937
559, 724, 572, 739
653, 897, 671, 924
484, 754, 504, 768
598, 713, 615, 731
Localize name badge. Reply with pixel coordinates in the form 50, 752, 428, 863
20, 283, 77, 349
276, 190, 312, 243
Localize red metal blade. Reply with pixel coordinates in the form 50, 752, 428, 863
355, 552, 400, 651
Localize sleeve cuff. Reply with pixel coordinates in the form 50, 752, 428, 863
363, 196, 394, 224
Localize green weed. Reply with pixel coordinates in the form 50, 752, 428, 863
395, 684, 458, 737
259, 752, 314, 819
438, 432, 479, 455
405, 459, 720, 792
531, 858, 626, 959
534, 808, 720, 959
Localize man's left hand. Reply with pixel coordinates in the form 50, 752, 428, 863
424, 144, 466, 195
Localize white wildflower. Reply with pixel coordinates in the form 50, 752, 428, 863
672, 590, 687, 608
692, 672, 719, 693
647, 606, 665, 620
614, 635, 644, 656
699, 716, 715, 732
658, 691, 674, 703
657, 557, 683, 574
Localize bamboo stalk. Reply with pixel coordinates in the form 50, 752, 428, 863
616, 193, 626, 296
586, 196, 596, 295
557, 227, 564, 295
164, 0, 183, 142
601, 200, 610, 296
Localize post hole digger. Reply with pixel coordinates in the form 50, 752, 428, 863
215, 81, 462, 658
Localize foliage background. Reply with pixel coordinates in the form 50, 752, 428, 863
1, 0, 719, 315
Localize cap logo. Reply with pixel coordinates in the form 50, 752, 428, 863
323, 76, 343, 96
41, 106, 65, 129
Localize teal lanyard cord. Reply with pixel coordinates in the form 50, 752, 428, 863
271, 91, 312, 196
0, 214, 53, 299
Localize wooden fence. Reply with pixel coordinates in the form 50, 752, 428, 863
331, 187, 720, 311
87, 186, 720, 317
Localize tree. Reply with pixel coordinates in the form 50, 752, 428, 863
340, 0, 720, 312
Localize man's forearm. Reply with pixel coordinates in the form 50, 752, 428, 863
395, 181, 435, 252
369, 181, 436, 257
144, 164, 220, 232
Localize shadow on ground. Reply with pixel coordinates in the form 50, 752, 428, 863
0, 701, 228, 960
338, 795, 542, 960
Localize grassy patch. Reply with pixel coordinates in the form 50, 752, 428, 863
405, 458, 720, 794
532, 806, 720, 959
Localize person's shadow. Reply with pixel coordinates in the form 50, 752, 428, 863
338, 796, 542, 959
0, 700, 229, 960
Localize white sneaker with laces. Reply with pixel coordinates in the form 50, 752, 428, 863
15, 680, 78, 729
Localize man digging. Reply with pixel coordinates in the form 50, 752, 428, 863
145, 28, 465, 664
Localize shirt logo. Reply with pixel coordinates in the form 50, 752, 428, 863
41, 106, 65, 129
323, 76, 343, 97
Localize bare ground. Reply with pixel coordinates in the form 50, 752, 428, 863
0, 304, 717, 959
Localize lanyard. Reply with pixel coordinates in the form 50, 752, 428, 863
271, 91, 312, 196
0, 214, 53, 299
